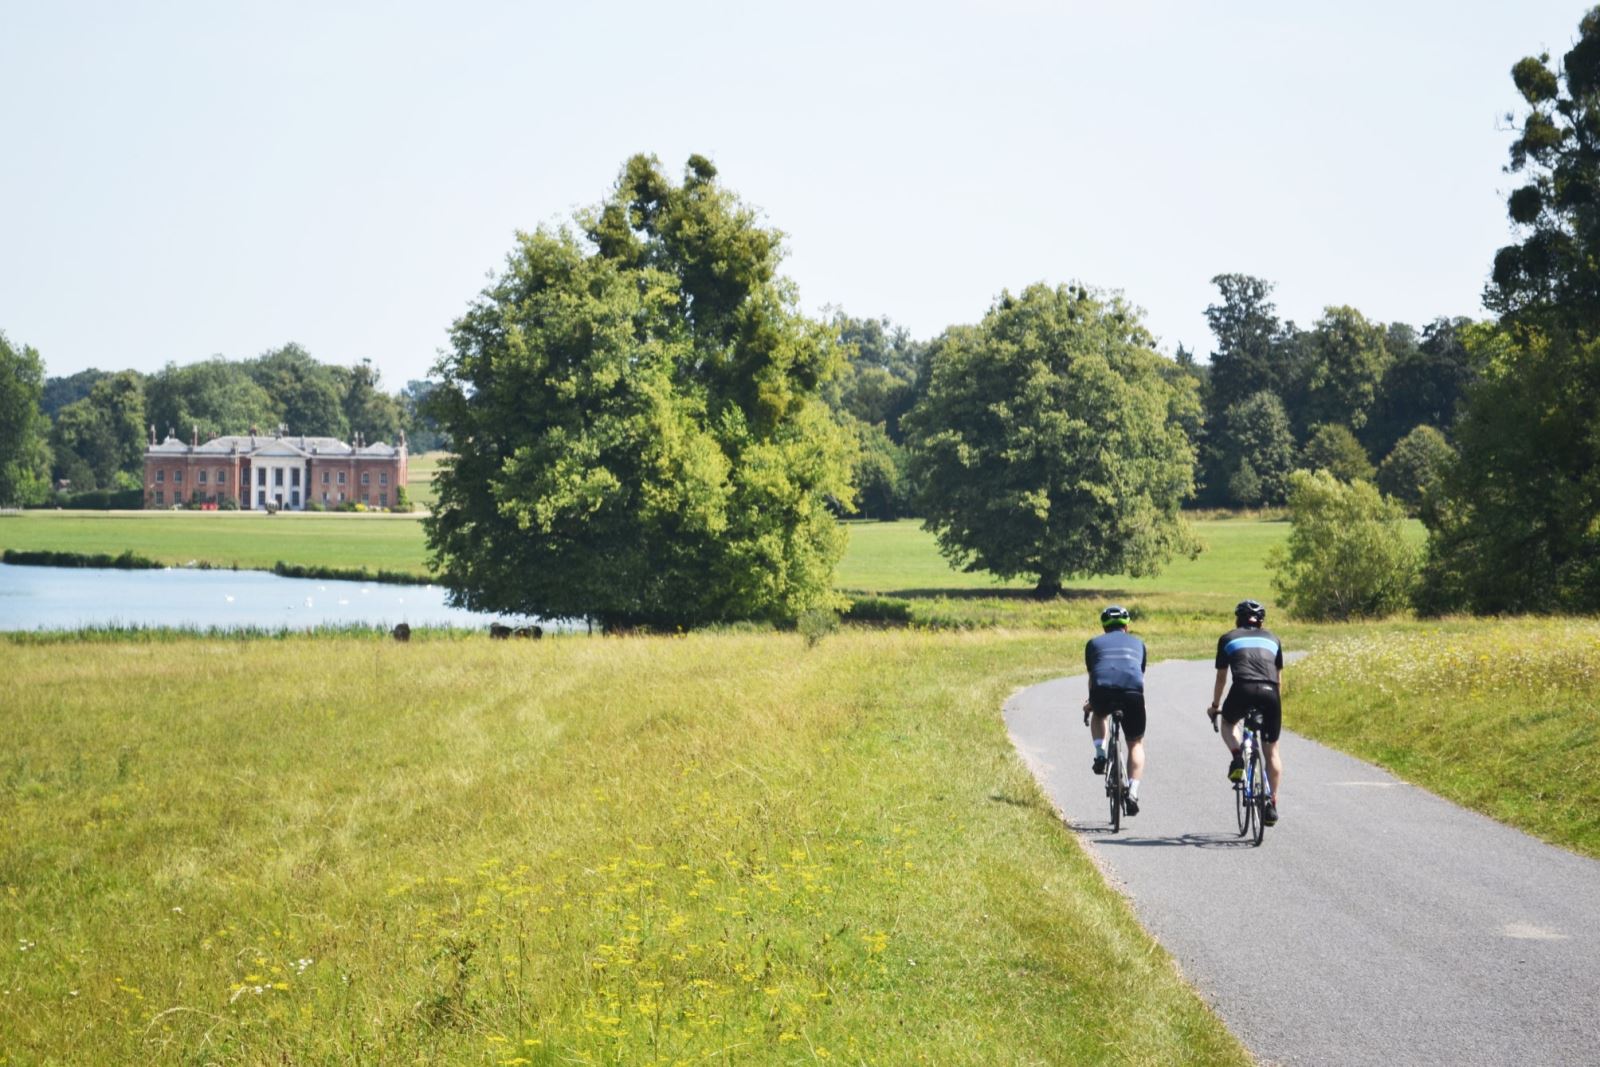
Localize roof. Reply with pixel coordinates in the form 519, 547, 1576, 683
145, 432, 404, 459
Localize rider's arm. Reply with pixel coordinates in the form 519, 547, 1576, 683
1209, 667, 1228, 711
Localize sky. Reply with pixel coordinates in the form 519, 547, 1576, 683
1, 1, 1590, 387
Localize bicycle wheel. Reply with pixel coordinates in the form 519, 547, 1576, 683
1249, 750, 1266, 847
1234, 778, 1247, 836
1106, 725, 1122, 833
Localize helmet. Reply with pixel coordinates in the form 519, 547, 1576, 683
1100, 604, 1131, 628
1235, 599, 1266, 626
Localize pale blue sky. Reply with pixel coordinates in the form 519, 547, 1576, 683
1, 2, 1587, 386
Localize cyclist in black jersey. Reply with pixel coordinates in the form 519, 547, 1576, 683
1207, 599, 1285, 825
1083, 604, 1148, 815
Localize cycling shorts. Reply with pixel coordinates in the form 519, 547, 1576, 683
1221, 682, 1281, 743
1089, 686, 1146, 741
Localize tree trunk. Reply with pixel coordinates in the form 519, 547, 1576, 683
1033, 574, 1062, 600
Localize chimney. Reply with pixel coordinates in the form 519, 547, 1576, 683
192, 425, 198, 448
149, 424, 156, 446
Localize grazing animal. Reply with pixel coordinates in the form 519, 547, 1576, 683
489, 622, 512, 639
513, 626, 544, 639
392, 622, 411, 642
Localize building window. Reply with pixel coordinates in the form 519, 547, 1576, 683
257, 490, 266, 505
322, 492, 329, 502
291, 468, 300, 487
291, 491, 300, 507
156, 469, 165, 483
362, 493, 370, 504
338, 492, 345, 502
257, 468, 266, 487
217, 470, 227, 485
198, 470, 208, 484
380, 472, 388, 486
337, 471, 346, 485
380, 492, 388, 507
174, 469, 183, 484
273, 468, 283, 487
361, 471, 370, 486
321, 470, 329, 484
155, 489, 164, 504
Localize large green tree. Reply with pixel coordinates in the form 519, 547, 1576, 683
1215, 391, 1296, 505
1419, 9, 1600, 614
425, 154, 853, 629
1489, 7, 1600, 326
248, 343, 349, 437
1419, 325, 1600, 613
0, 330, 52, 505
1296, 306, 1390, 433
902, 283, 1198, 597
146, 358, 279, 441
49, 371, 146, 491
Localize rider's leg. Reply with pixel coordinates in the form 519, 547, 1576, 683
1126, 737, 1145, 797
1220, 717, 1242, 753
1090, 712, 1107, 745
1265, 740, 1282, 797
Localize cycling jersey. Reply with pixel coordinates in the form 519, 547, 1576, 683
1086, 629, 1147, 692
1215, 626, 1283, 686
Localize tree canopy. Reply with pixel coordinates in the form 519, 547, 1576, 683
903, 283, 1198, 596
425, 154, 853, 629
0, 331, 52, 505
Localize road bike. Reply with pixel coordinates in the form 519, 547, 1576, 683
1215, 707, 1271, 846
1089, 704, 1130, 832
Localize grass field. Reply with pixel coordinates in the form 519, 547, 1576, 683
1289, 619, 1600, 858
407, 451, 450, 510
0, 511, 1331, 619
0, 632, 1250, 1065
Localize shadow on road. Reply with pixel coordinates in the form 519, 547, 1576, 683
1066, 823, 1254, 849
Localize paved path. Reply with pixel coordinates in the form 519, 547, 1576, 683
1004, 658, 1600, 1067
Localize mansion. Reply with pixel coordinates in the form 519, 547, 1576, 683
143, 427, 409, 510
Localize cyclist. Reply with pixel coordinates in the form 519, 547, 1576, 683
1083, 604, 1148, 815
1207, 598, 1284, 825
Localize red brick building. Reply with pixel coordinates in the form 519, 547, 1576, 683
143, 427, 409, 510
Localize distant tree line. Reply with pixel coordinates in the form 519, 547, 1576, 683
0, 339, 450, 501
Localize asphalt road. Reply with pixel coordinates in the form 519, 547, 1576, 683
1004, 657, 1600, 1067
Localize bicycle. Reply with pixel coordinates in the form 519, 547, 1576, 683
1088, 703, 1130, 832
1213, 707, 1271, 846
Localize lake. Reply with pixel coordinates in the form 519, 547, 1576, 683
0, 563, 553, 633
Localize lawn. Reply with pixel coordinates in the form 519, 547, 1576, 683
406, 450, 450, 510
0, 511, 431, 575
0, 511, 1335, 605
0, 631, 1250, 1066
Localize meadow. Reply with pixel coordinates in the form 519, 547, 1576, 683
1289, 620, 1600, 858
4, 506, 1596, 1064
0, 632, 1249, 1065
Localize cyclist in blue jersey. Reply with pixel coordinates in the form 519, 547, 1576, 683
1207, 599, 1284, 825
1083, 604, 1148, 815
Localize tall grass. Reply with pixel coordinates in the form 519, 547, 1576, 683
0, 632, 1248, 1065
1290, 619, 1600, 857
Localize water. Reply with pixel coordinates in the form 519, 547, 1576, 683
0, 563, 555, 633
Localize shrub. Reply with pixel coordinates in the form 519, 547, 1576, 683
842, 595, 914, 625
1301, 423, 1375, 483
1377, 425, 1453, 516
1268, 469, 1417, 621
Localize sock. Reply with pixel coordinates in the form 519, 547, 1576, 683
1093, 739, 1105, 754
1128, 779, 1140, 799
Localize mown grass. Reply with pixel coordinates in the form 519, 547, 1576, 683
0, 511, 431, 576
407, 451, 450, 510
1288, 618, 1600, 858
0, 631, 1249, 1066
